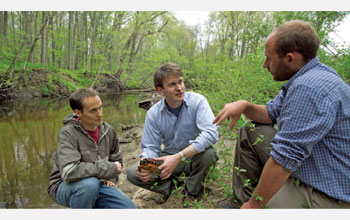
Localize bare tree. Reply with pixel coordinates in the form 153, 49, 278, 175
40, 12, 47, 66
68, 11, 73, 70
1, 12, 8, 46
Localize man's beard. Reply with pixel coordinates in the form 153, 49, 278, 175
273, 59, 297, 82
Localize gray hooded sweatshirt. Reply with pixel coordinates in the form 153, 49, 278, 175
47, 113, 122, 201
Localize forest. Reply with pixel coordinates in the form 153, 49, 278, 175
0, 11, 350, 112
1, 11, 350, 209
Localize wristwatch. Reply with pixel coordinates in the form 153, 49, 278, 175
178, 152, 186, 161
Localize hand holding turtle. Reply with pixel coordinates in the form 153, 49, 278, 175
154, 154, 181, 180
136, 158, 158, 182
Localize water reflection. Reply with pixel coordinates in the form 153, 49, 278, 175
0, 92, 147, 208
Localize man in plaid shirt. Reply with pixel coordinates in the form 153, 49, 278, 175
214, 20, 350, 209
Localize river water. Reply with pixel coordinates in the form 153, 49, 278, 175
0, 92, 148, 208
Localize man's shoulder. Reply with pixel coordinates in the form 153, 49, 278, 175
185, 91, 206, 103
147, 98, 164, 115
294, 65, 343, 93
101, 121, 115, 132
186, 91, 204, 98
60, 122, 77, 133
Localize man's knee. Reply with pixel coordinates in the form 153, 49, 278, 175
205, 146, 219, 162
240, 123, 276, 142
75, 177, 100, 195
196, 146, 219, 167
126, 163, 139, 184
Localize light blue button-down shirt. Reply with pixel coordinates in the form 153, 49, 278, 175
266, 57, 350, 202
140, 92, 219, 159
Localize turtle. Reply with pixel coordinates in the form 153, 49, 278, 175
137, 158, 161, 175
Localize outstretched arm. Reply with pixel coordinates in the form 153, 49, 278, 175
213, 100, 273, 129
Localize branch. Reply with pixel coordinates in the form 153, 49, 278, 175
146, 20, 169, 35
140, 11, 167, 25
91, 63, 105, 88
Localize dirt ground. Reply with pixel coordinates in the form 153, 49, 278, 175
116, 125, 236, 209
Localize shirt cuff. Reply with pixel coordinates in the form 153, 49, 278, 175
270, 149, 299, 172
266, 102, 277, 124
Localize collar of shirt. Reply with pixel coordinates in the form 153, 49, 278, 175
281, 57, 319, 94
159, 92, 190, 113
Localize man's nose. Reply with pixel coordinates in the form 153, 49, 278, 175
175, 83, 181, 90
263, 59, 269, 69
97, 109, 102, 116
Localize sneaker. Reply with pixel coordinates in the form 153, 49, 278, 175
214, 199, 239, 209
154, 192, 170, 204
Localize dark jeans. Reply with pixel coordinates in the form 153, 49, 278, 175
126, 146, 219, 196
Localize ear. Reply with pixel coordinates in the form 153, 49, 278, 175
74, 109, 82, 118
285, 52, 295, 64
156, 86, 164, 96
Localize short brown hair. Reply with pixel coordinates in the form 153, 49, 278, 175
153, 62, 183, 89
273, 20, 320, 62
69, 88, 99, 111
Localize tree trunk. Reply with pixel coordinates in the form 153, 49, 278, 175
113, 12, 125, 73
45, 14, 49, 67
40, 12, 47, 66
83, 12, 88, 74
68, 11, 73, 70
74, 11, 79, 70
56, 12, 63, 68
88, 11, 97, 72
0, 11, 3, 36
24, 16, 49, 72
32, 12, 38, 63
10, 12, 16, 54
1, 12, 8, 47
127, 34, 144, 75
50, 12, 56, 66
23, 12, 34, 63
127, 32, 138, 75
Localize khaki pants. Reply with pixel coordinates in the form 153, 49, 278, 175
233, 123, 350, 208
127, 146, 219, 196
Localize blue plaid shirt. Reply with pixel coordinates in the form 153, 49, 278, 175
140, 92, 219, 159
266, 57, 350, 202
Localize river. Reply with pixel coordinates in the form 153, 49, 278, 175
0, 92, 148, 208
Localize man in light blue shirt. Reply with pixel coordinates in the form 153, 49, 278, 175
127, 62, 219, 205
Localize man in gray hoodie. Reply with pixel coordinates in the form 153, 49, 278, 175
47, 88, 137, 208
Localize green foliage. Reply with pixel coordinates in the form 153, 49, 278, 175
319, 47, 350, 84
191, 50, 283, 117
42, 86, 49, 96
252, 193, 263, 202
2, 11, 349, 100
